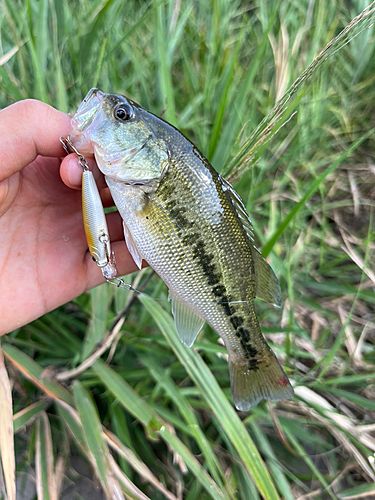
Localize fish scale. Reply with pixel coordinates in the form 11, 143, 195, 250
71, 88, 294, 410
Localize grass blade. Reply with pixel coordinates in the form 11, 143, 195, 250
155, 2, 176, 124
35, 413, 57, 500
93, 360, 155, 428
0, 45, 20, 66
158, 425, 225, 500
72, 381, 111, 495
227, 2, 375, 178
250, 422, 294, 500
108, 455, 148, 500
13, 401, 49, 433
93, 360, 226, 499
139, 294, 280, 500
57, 400, 176, 500
142, 354, 225, 488
283, 427, 334, 498
0, 348, 15, 500
2, 344, 72, 404
82, 285, 112, 360
262, 129, 374, 257
104, 430, 177, 500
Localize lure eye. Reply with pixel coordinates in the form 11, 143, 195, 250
114, 103, 133, 122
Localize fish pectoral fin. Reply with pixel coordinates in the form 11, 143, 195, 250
252, 248, 282, 308
229, 349, 293, 411
123, 222, 143, 269
170, 295, 205, 347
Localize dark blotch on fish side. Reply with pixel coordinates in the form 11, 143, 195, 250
248, 357, 260, 370
237, 326, 250, 342
171, 209, 192, 229
207, 272, 221, 286
192, 239, 221, 286
244, 341, 257, 358
230, 315, 244, 328
174, 217, 260, 371
212, 284, 226, 297
218, 294, 235, 316
191, 240, 205, 257
182, 232, 198, 246
239, 338, 259, 370
165, 199, 193, 230
201, 260, 217, 280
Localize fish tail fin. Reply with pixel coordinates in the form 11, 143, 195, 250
229, 340, 293, 411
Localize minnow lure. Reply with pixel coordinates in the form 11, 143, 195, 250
60, 136, 127, 287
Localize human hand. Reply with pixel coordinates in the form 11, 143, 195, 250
0, 99, 136, 335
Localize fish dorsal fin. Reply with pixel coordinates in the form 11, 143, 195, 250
123, 222, 143, 269
252, 247, 282, 307
220, 176, 282, 307
170, 293, 205, 347
219, 176, 257, 246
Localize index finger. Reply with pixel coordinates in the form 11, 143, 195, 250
0, 99, 71, 182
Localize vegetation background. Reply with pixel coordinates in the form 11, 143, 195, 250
0, 0, 374, 498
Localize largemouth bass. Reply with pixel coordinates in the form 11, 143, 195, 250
70, 88, 293, 410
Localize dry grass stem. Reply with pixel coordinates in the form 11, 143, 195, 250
0, 348, 15, 500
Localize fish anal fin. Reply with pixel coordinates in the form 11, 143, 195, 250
252, 248, 282, 308
229, 350, 293, 411
170, 295, 205, 347
123, 222, 143, 269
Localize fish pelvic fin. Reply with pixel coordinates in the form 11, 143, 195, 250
229, 346, 293, 411
123, 221, 143, 269
170, 293, 205, 347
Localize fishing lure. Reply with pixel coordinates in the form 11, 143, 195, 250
60, 136, 130, 289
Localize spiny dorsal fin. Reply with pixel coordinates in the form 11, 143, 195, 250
170, 293, 205, 347
219, 176, 257, 246
220, 176, 282, 307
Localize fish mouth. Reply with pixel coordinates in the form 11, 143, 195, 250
70, 88, 106, 154
83, 87, 105, 102
72, 88, 105, 131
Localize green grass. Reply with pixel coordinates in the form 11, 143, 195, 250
1, 0, 375, 498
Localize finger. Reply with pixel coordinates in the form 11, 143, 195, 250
60, 155, 115, 211
0, 99, 71, 182
60, 154, 106, 190
107, 210, 124, 242
101, 187, 115, 207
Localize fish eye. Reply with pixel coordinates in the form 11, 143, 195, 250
114, 103, 133, 122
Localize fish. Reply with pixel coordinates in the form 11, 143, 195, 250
70, 88, 294, 410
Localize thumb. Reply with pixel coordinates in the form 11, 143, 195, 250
0, 99, 71, 182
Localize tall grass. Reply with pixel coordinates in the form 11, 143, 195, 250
0, 0, 374, 498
